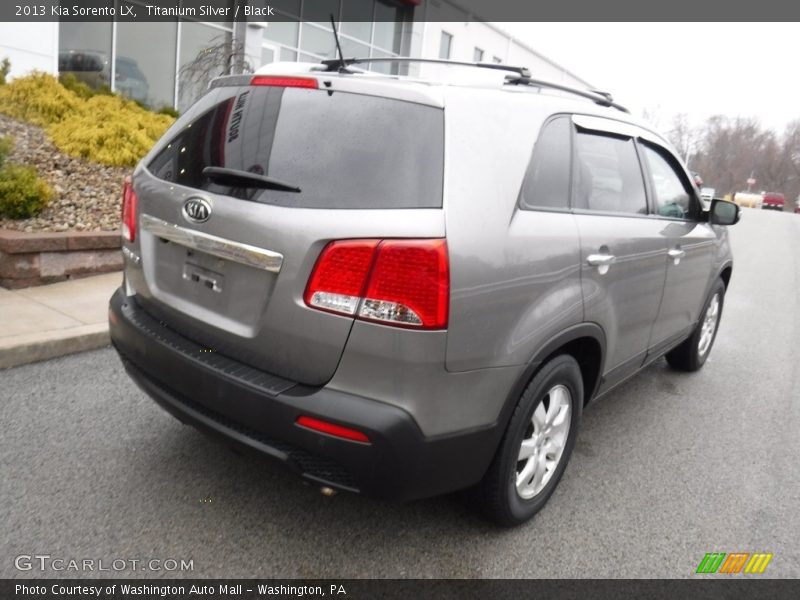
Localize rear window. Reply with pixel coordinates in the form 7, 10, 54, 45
147, 86, 444, 209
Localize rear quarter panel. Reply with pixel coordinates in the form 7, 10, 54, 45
442, 89, 584, 372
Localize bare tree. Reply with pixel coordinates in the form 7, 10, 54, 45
641, 106, 663, 130
684, 115, 800, 208
666, 113, 693, 164
178, 34, 253, 111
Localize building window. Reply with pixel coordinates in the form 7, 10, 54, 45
58, 23, 113, 91
263, 21, 299, 48
116, 18, 177, 109
574, 132, 648, 215
261, 47, 276, 66
439, 31, 453, 59
178, 21, 232, 111
492, 56, 502, 64
373, 2, 404, 53
473, 47, 484, 62
257, 1, 410, 74
300, 22, 337, 59
58, 5, 234, 111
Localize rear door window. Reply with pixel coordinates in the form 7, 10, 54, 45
573, 131, 648, 215
148, 86, 444, 209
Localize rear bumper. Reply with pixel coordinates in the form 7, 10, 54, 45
109, 288, 500, 501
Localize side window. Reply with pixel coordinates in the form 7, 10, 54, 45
574, 131, 647, 215
640, 144, 693, 219
518, 116, 572, 210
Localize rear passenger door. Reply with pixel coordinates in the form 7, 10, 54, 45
570, 116, 668, 390
639, 142, 715, 350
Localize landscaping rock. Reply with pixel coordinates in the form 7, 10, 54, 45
0, 114, 128, 233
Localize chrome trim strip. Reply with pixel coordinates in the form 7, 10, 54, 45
139, 214, 284, 273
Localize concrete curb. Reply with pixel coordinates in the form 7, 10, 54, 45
0, 323, 110, 370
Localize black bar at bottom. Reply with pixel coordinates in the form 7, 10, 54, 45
2, 579, 798, 600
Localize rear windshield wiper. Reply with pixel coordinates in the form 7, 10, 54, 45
203, 167, 301, 193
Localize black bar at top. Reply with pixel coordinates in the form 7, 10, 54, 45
3, 0, 800, 22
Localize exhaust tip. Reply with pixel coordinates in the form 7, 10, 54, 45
320, 486, 337, 497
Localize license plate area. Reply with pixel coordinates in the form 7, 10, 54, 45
145, 235, 277, 336
183, 258, 224, 293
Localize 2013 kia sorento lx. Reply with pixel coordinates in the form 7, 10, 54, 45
109, 58, 740, 526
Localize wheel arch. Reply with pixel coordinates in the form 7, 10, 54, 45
719, 262, 733, 289
475, 323, 606, 490
499, 323, 606, 429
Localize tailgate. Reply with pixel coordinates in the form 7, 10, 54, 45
124, 78, 444, 386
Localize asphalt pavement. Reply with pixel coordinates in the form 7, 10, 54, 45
1, 209, 798, 578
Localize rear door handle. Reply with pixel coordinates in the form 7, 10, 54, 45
587, 253, 616, 266
587, 253, 616, 274
668, 248, 686, 264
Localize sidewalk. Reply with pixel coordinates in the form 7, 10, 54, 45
0, 272, 121, 369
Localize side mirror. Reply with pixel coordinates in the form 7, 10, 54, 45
709, 199, 740, 225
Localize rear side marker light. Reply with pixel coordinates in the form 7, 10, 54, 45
304, 239, 449, 329
121, 176, 138, 243
296, 416, 371, 444
250, 75, 318, 89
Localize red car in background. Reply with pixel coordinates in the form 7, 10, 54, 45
762, 192, 785, 211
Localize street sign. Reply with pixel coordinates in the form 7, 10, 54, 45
747, 177, 756, 186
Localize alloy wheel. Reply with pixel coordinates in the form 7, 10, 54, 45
515, 384, 572, 499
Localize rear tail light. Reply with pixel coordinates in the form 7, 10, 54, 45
121, 176, 137, 243
250, 75, 318, 89
304, 239, 449, 329
296, 415, 371, 444
304, 240, 379, 316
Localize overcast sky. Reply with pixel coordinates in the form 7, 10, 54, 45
496, 23, 799, 134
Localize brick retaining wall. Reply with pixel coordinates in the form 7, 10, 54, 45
0, 229, 122, 289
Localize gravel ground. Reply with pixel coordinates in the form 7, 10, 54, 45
0, 114, 128, 233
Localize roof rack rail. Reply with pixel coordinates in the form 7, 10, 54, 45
505, 75, 628, 113
320, 56, 532, 79
319, 56, 627, 113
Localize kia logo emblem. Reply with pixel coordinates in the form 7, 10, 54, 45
183, 198, 211, 223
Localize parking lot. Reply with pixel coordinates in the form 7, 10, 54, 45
1, 209, 798, 578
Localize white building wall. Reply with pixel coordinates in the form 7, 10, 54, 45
414, 0, 590, 88
418, 20, 590, 88
421, 22, 510, 64
0, 23, 59, 78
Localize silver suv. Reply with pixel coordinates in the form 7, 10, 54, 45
109, 58, 740, 526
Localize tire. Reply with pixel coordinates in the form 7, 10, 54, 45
477, 355, 583, 527
665, 278, 726, 372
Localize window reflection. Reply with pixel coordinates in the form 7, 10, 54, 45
178, 22, 232, 112
116, 17, 177, 108
58, 22, 113, 91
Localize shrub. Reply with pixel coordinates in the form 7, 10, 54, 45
0, 58, 10, 85
0, 135, 12, 168
0, 72, 83, 126
157, 105, 180, 118
58, 73, 113, 100
48, 94, 173, 167
0, 164, 52, 218
0, 72, 175, 167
